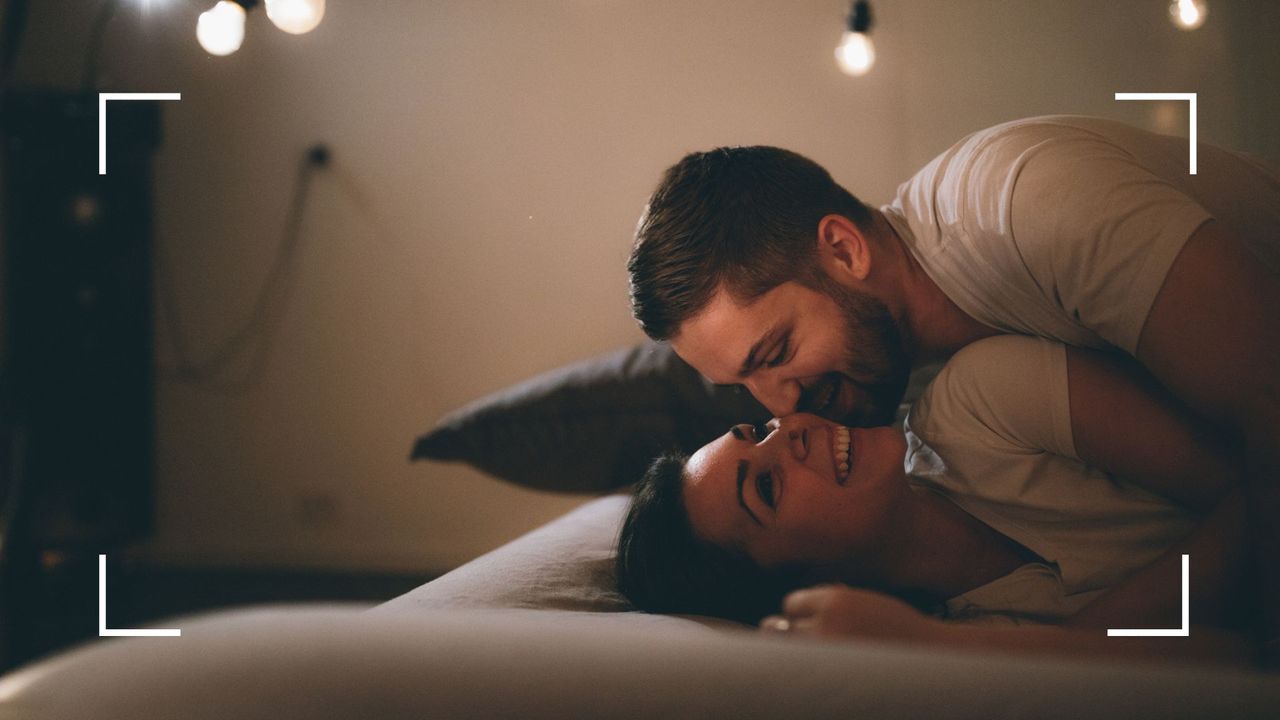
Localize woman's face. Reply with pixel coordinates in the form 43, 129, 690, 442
682, 413, 909, 570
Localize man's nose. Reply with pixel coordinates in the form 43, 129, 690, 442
744, 375, 799, 418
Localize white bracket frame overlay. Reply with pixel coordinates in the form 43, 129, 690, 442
99, 556, 181, 632
95, 91, 185, 638
97, 92, 180, 174
1107, 554, 1190, 637
1114, 92, 1198, 174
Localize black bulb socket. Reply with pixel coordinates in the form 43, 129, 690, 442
847, 0, 873, 33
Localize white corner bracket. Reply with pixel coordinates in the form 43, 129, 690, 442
97, 550, 180, 635
1113, 92, 1197, 175
1107, 554, 1190, 637
97, 91, 180, 174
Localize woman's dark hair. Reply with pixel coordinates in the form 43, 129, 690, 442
627, 145, 875, 340
615, 453, 807, 625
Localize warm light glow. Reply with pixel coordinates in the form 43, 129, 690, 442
134, 0, 172, 14
835, 31, 875, 76
265, 0, 325, 34
196, 1, 246, 56
1169, 0, 1208, 30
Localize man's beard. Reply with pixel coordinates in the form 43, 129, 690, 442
804, 280, 911, 427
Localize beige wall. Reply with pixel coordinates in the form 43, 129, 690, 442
12, 0, 1278, 573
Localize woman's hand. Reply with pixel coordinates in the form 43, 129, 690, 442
759, 584, 939, 643
761, 586, 1254, 668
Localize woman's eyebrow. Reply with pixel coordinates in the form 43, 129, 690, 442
736, 460, 762, 526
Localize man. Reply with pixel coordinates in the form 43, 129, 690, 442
626, 116, 1279, 661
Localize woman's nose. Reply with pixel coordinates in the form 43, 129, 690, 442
733, 421, 776, 444
759, 417, 809, 460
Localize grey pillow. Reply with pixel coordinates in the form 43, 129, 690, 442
372, 495, 634, 613
411, 342, 771, 493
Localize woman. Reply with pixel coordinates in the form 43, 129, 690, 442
616, 335, 1257, 666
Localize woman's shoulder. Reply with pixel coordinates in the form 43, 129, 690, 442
942, 335, 1065, 381
909, 334, 1075, 457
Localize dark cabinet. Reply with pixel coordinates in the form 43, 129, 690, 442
0, 91, 158, 670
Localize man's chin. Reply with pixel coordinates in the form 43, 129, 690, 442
839, 404, 895, 428
839, 377, 908, 428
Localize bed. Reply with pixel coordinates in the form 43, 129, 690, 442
1, 494, 1279, 719
2, 343, 1278, 717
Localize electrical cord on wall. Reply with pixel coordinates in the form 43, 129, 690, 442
155, 144, 330, 394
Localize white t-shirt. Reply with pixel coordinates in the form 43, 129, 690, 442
904, 335, 1199, 624
881, 115, 1280, 355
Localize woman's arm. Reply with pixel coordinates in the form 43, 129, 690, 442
764, 585, 1254, 669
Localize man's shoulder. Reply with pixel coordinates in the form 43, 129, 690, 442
889, 115, 1143, 239
952, 114, 1129, 153
900, 115, 1128, 188
892, 117, 1093, 211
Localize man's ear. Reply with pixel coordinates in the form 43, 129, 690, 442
816, 214, 872, 283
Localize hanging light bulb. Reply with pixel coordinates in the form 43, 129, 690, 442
196, 1, 247, 56
836, 0, 875, 77
836, 32, 875, 76
1168, 0, 1208, 30
265, 0, 325, 35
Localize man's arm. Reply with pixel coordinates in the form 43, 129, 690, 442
1058, 345, 1248, 631
1066, 489, 1248, 631
1066, 346, 1238, 513
1134, 219, 1280, 656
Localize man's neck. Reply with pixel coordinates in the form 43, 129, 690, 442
871, 210, 998, 364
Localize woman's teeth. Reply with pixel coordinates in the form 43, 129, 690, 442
834, 425, 851, 481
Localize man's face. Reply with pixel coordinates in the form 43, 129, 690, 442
672, 280, 910, 427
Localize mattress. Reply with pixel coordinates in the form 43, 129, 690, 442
1, 496, 1277, 719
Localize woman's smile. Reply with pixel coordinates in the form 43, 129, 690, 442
833, 425, 852, 483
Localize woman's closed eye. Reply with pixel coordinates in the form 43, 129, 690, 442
756, 472, 776, 508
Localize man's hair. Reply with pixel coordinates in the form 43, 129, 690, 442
614, 453, 806, 625
628, 146, 875, 340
